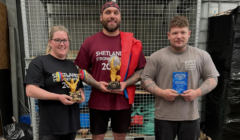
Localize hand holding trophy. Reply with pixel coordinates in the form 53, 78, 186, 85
56, 71, 87, 101
107, 55, 121, 89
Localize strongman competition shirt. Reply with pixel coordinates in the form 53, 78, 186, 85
75, 31, 146, 110
24, 54, 83, 134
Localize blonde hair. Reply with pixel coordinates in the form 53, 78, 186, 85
46, 26, 70, 54
169, 16, 189, 31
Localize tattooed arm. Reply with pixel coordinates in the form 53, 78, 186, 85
141, 78, 161, 95
199, 77, 218, 95
79, 69, 110, 92
110, 69, 144, 93
80, 69, 144, 94
181, 77, 218, 102
141, 78, 178, 101
125, 69, 143, 87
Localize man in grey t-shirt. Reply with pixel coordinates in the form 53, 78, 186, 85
141, 16, 219, 140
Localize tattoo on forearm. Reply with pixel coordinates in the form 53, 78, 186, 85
82, 73, 100, 89
125, 69, 143, 87
141, 78, 159, 95
199, 77, 218, 95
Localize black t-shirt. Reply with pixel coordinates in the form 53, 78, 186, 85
24, 54, 83, 134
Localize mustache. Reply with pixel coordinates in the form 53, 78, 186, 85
108, 17, 116, 21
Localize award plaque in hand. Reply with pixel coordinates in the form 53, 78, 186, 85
172, 72, 188, 94
107, 55, 121, 89
56, 72, 82, 101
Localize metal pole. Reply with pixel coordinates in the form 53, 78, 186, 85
9, 27, 19, 122
195, 0, 202, 48
20, 0, 30, 59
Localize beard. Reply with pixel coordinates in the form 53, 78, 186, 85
101, 18, 120, 32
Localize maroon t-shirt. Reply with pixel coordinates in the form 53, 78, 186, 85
75, 31, 146, 110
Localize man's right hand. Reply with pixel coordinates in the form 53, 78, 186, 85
160, 89, 179, 101
58, 94, 74, 105
97, 81, 111, 92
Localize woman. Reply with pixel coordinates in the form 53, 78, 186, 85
24, 26, 85, 140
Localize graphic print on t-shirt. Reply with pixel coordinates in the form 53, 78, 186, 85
185, 59, 196, 70
96, 50, 121, 71
52, 72, 79, 89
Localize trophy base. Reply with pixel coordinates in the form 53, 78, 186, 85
70, 91, 82, 101
107, 81, 121, 89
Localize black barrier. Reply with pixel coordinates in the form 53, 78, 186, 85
203, 6, 240, 140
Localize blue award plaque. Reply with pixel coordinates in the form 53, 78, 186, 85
172, 72, 188, 94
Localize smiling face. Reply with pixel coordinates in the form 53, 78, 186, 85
167, 16, 191, 52
49, 31, 69, 60
100, 7, 121, 33
167, 27, 191, 52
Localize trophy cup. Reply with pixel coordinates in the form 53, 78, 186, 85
56, 72, 83, 101
107, 55, 121, 89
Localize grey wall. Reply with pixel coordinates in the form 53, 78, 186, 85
199, 0, 240, 50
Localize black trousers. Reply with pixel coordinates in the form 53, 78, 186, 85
89, 108, 131, 134
39, 132, 77, 140
155, 119, 200, 140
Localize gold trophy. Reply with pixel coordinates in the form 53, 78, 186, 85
56, 72, 82, 101
107, 55, 121, 89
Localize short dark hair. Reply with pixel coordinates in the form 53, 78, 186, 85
169, 16, 189, 31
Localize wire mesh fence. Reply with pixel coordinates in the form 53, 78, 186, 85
21, 0, 200, 139
22, 0, 199, 58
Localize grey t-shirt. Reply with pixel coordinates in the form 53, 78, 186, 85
141, 45, 219, 121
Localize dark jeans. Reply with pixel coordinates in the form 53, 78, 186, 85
155, 119, 200, 140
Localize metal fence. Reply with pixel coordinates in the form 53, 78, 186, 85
21, 0, 201, 139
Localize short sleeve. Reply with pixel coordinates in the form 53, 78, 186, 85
136, 51, 147, 70
75, 41, 91, 71
201, 52, 220, 80
24, 58, 45, 87
141, 55, 158, 81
